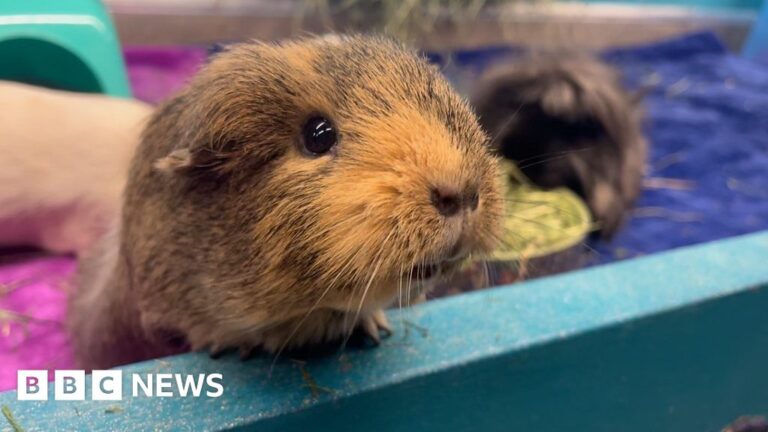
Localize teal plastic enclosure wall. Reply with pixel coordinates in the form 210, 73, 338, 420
1, 231, 767, 431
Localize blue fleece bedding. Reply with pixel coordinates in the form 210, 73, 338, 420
600, 33, 768, 262
433, 32, 768, 264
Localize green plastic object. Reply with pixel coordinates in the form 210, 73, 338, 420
0, 0, 130, 97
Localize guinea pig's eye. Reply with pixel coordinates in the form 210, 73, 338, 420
301, 116, 338, 155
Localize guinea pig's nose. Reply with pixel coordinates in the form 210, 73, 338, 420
430, 186, 480, 217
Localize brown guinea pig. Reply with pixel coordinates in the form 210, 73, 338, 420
68, 35, 504, 369
471, 54, 647, 238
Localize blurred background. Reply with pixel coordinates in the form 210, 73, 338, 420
87, 0, 767, 289
105, 0, 757, 50
103, 0, 768, 289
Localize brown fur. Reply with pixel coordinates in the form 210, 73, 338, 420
471, 54, 647, 238
68, 35, 503, 369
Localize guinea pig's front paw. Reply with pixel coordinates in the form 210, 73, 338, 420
359, 309, 392, 344
258, 308, 393, 353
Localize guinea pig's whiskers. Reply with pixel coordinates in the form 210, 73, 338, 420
508, 213, 570, 233
340, 238, 377, 342
341, 258, 381, 350
494, 227, 527, 250
512, 217, 597, 258
489, 260, 498, 288
490, 103, 526, 143
512, 147, 589, 169
394, 255, 414, 338
413, 265, 421, 308
340, 228, 395, 350
405, 255, 417, 309
515, 147, 593, 172
502, 198, 585, 220
482, 259, 491, 289
504, 212, 599, 260
397, 262, 405, 311
579, 241, 600, 260
269, 282, 334, 374
269, 237, 365, 371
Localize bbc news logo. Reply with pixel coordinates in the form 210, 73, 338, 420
17, 370, 224, 401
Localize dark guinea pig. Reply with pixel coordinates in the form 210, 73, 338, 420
471, 54, 647, 238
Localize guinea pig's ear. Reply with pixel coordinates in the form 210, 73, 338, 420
153, 145, 233, 176
628, 84, 651, 106
206, 42, 240, 61
149, 92, 244, 177
154, 148, 195, 173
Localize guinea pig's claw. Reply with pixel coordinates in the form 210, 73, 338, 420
239, 346, 255, 361
209, 347, 225, 359
372, 310, 392, 336
361, 309, 392, 344
411, 293, 428, 306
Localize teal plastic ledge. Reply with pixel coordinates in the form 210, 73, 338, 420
2, 231, 768, 431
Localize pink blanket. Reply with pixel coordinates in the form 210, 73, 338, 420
0, 47, 207, 392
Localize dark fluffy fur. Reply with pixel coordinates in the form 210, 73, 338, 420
471, 55, 647, 238
68, 35, 503, 369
